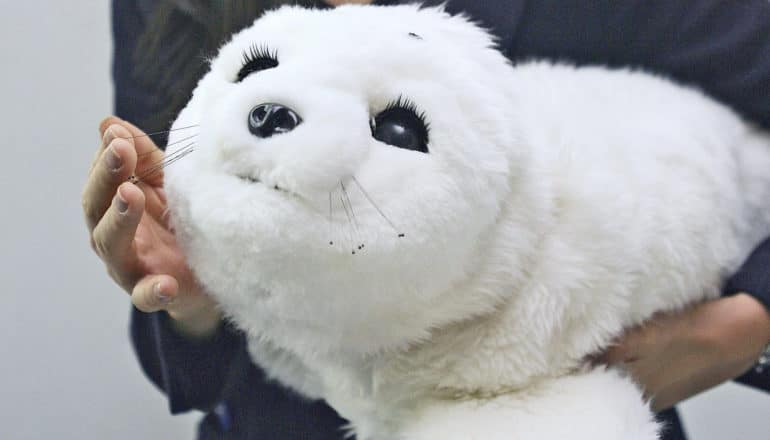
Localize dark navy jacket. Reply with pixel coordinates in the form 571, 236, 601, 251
113, 1, 770, 438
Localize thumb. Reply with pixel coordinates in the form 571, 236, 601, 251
131, 274, 179, 313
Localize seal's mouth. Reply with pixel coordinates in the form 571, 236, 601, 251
237, 174, 260, 184
236, 173, 288, 193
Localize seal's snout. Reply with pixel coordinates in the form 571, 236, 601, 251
248, 103, 302, 138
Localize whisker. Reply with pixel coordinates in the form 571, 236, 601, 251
350, 176, 405, 238
143, 143, 196, 175
143, 142, 195, 172
328, 192, 334, 246
340, 182, 364, 250
122, 124, 200, 141
138, 133, 199, 158
135, 148, 195, 182
128, 142, 196, 184
339, 187, 358, 254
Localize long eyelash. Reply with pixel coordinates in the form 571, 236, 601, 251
380, 95, 430, 138
236, 44, 279, 83
242, 43, 277, 66
382, 95, 430, 128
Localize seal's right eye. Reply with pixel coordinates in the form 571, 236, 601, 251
236, 44, 278, 82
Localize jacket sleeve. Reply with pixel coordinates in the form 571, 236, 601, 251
111, 0, 160, 130
130, 308, 245, 413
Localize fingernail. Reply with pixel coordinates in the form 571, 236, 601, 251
153, 283, 172, 303
115, 191, 128, 213
103, 127, 116, 146
105, 145, 122, 171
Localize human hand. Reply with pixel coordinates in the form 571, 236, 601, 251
83, 116, 221, 338
595, 293, 770, 412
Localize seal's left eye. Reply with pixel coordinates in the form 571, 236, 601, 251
236, 44, 278, 82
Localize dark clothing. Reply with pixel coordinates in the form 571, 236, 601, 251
112, 1, 770, 439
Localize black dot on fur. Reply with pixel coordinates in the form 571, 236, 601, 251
408, 32, 422, 40
398, 233, 405, 238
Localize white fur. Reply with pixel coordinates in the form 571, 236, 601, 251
398, 368, 659, 440
163, 5, 770, 439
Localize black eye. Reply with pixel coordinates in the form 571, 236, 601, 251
371, 97, 429, 153
236, 44, 278, 82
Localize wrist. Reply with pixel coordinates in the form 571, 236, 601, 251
167, 301, 223, 340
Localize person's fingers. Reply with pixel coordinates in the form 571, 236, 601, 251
93, 117, 123, 168
99, 117, 158, 157
91, 183, 145, 275
83, 131, 138, 232
592, 333, 646, 366
132, 274, 179, 313
136, 182, 170, 226
606, 326, 648, 362
595, 344, 630, 365
96, 118, 167, 186
116, 119, 166, 166
90, 121, 131, 175
99, 115, 123, 138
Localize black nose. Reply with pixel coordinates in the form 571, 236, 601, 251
248, 103, 302, 138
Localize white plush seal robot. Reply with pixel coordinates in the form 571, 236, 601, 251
162, 4, 770, 439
